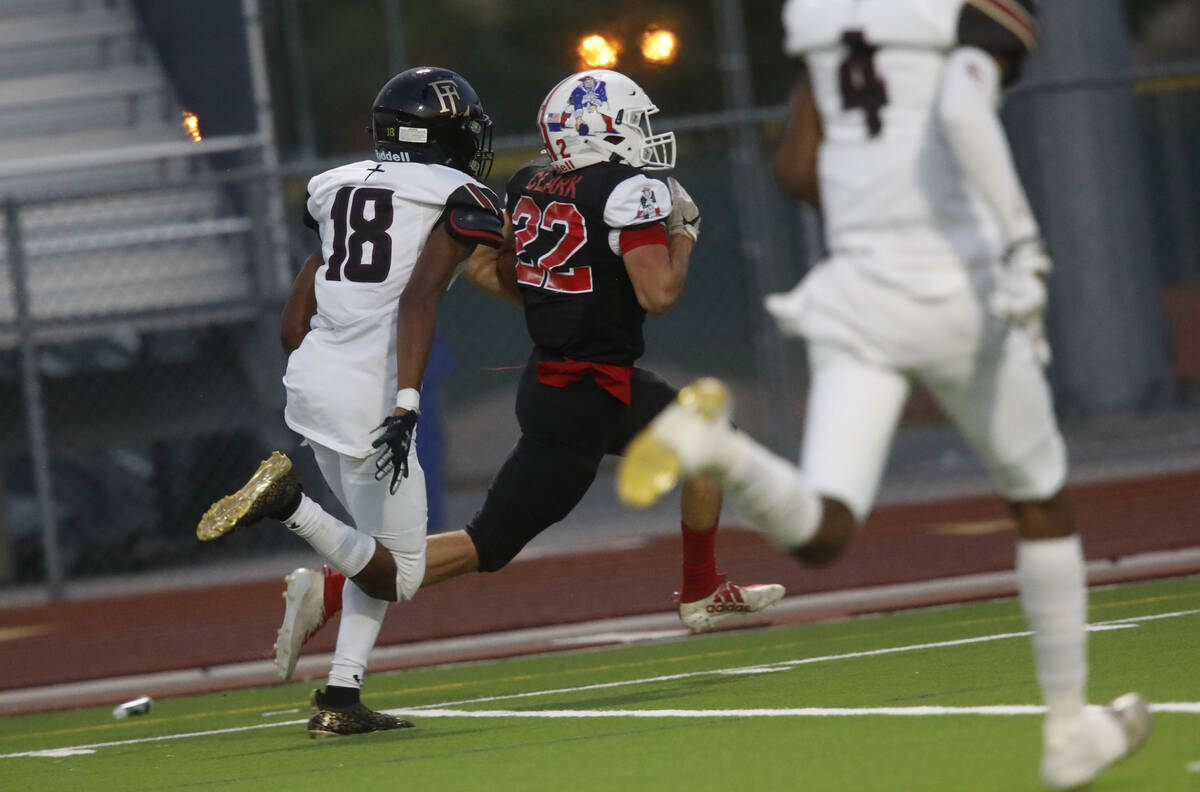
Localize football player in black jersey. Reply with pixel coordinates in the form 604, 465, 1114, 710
412, 70, 786, 629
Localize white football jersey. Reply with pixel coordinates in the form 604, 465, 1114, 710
783, 0, 1008, 296
284, 160, 486, 457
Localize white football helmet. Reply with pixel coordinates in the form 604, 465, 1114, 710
537, 70, 675, 174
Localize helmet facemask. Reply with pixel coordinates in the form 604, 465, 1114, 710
614, 105, 675, 170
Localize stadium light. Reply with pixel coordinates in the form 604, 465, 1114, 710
577, 34, 620, 69
181, 111, 202, 142
640, 27, 677, 64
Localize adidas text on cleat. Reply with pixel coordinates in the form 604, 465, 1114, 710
618, 377, 732, 508
677, 574, 786, 633
307, 689, 414, 738
1040, 693, 1152, 790
196, 451, 300, 541
274, 566, 336, 680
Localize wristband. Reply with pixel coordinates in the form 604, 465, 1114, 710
394, 388, 420, 412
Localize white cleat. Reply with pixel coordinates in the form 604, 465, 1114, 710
677, 574, 786, 633
618, 377, 734, 509
1040, 693, 1152, 790
274, 566, 335, 680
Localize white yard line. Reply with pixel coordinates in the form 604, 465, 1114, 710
3, 609, 1197, 760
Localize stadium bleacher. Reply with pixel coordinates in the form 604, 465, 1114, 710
0, 0, 263, 349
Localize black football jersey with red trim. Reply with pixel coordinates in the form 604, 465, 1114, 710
505, 160, 670, 366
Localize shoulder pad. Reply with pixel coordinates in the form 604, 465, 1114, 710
442, 183, 504, 248
604, 174, 670, 230
958, 0, 1038, 56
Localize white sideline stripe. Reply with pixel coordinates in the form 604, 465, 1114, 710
2, 609, 1196, 760
412, 611, 1198, 711
396, 704, 1200, 719
7, 703, 1200, 759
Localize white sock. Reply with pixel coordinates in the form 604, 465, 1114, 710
284, 494, 376, 578
720, 433, 822, 550
328, 578, 387, 690
1017, 535, 1088, 724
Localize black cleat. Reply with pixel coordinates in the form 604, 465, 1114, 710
306, 689, 414, 738
196, 452, 301, 541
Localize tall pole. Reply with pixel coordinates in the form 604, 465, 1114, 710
712, 0, 797, 451
242, 0, 293, 295
1006, 0, 1172, 414
281, 0, 318, 160
6, 199, 63, 597
381, 0, 407, 75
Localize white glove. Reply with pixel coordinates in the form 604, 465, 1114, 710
666, 177, 700, 242
990, 239, 1053, 368
989, 239, 1051, 324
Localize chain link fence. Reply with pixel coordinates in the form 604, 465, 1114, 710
2, 10, 1198, 596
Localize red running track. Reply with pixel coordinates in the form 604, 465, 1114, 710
2, 470, 1198, 713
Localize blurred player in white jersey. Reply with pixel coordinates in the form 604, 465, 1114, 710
197, 66, 510, 737
618, 1, 1151, 787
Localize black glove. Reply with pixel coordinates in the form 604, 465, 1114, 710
371, 411, 418, 494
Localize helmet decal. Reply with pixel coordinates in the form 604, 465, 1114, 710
429, 79, 464, 116
545, 75, 618, 138
636, 185, 664, 221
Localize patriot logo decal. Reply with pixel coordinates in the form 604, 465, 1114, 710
543, 74, 617, 137
636, 185, 662, 221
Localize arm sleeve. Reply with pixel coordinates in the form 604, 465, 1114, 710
440, 182, 505, 248
937, 46, 1040, 247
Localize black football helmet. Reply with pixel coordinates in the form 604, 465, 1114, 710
369, 67, 494, 181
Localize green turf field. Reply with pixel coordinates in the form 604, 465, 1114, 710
4, 575, 1198, 791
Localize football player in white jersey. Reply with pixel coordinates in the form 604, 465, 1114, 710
618, 1, 1151, 788
197, 66, 512, 736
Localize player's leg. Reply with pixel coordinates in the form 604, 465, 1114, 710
929, 323, 1150, 788
305, 444, 425, 736
618, 370, 786, 630
618, 343, 909, 567
463, 363, 614, 575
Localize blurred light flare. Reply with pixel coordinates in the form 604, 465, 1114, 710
181, 111, 202, 142
578, 34, 619, 69
641, 28, 678, 64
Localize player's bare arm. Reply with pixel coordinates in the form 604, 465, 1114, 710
280, 250, 321, 353
463, 213, 522, 307
394, 222, 474, 402
774, 66, 822, 206
624, 176, 701, 314
624, 240, 687, 314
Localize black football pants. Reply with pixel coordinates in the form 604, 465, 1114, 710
465, 355, 676, 571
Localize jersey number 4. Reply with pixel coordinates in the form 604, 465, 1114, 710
326, 186, 394, 282
839, 30, 889, 138
511, 195, 592, 294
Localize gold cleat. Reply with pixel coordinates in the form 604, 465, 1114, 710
618, 377, 731, 509
307, 689, 414, 738
196, 451, 300, 541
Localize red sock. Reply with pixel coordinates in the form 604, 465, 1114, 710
679, 521, 721, 603
323, 566, 345, 616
